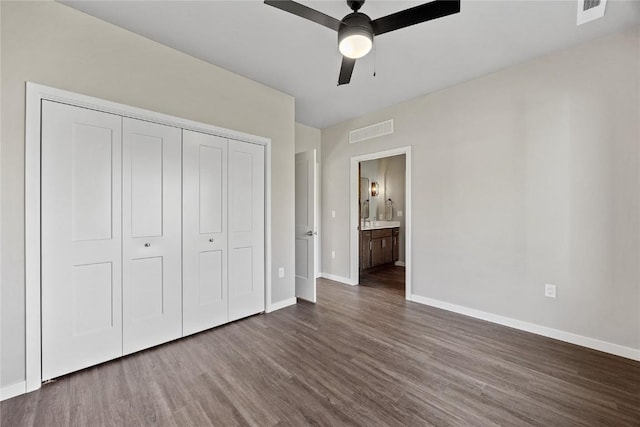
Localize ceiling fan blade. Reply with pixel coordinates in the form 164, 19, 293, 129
338, 56, 356, 86
264, 0, 342, 31
371, 0, 460, 36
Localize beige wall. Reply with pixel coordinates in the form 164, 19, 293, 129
295, 122, 321, 155
1, 1, 295, 389
322, 28, 640, 351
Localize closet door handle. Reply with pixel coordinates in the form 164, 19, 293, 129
209, 238, 214, 243
144, 242, 151, 247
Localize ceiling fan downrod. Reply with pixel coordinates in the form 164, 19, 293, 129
347, 0, 365, 13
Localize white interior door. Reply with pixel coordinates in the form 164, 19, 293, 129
315, 165, 321, 279
228, 140, 265, 321
183, 130, 228, 335
41, 101, 123, 380
295, 150, 316, 302
122, 118, 182, 354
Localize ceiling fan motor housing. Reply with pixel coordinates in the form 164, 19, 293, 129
338, 12, 374, 58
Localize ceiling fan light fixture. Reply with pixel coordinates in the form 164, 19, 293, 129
339, 32, 372, 59
338, 13, 374, 59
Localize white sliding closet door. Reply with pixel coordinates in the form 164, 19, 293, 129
228, 140, 265, 321
122, 118, 182, 354
183, 130, 228, 335
41, 101, 123, 380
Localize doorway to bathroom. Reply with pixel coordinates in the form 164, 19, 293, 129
350, 147, 412, 299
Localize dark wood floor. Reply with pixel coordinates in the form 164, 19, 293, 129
3, 266, 640, 426
359, 265, 406, 293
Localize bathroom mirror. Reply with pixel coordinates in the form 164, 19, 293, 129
359, 177, 370, 219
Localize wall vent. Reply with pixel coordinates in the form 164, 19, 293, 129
577, 0, 607, 25
349, 120, 394, 144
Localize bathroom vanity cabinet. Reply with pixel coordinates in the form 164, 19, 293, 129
360, 225, 400, 271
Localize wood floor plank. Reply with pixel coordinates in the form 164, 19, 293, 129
2, 266, 639, 426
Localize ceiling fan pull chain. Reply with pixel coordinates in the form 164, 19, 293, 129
373, 43, 376, 77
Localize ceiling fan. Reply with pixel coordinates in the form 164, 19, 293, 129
264, 0, 461, 85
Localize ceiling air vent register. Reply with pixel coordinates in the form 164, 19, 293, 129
577, 0, 607, 25
349, 120, 394, 144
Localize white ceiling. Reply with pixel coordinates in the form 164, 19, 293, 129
62, 0, 639, 129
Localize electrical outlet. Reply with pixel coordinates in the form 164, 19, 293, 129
331, 250, 336, 259
331, 210, 336, 218
545, 284, 556, 298
278, 267, 284, 278
398, 210, 403, 217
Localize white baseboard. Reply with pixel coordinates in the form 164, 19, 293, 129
394, 261, 406, 267
1, 381, 26, 401
409, 294, 640, 362
266, 297, 297, 313
320, 272, 358, 286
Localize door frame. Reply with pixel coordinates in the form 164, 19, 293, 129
350, 146, 412, 298
25, 82, 272, 393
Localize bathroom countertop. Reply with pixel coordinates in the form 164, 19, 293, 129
361, 221, 400, 231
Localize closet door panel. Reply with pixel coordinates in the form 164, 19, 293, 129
228, 140, 265, 321
70, 126, 114, 241
123, 118, 182, 354
199, 250, 224, 304
130, 134, 164, 237
183, 130, 228, 335
129, 256, 164, 321
199, 145, 224, 234
41, 101, 123, 381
